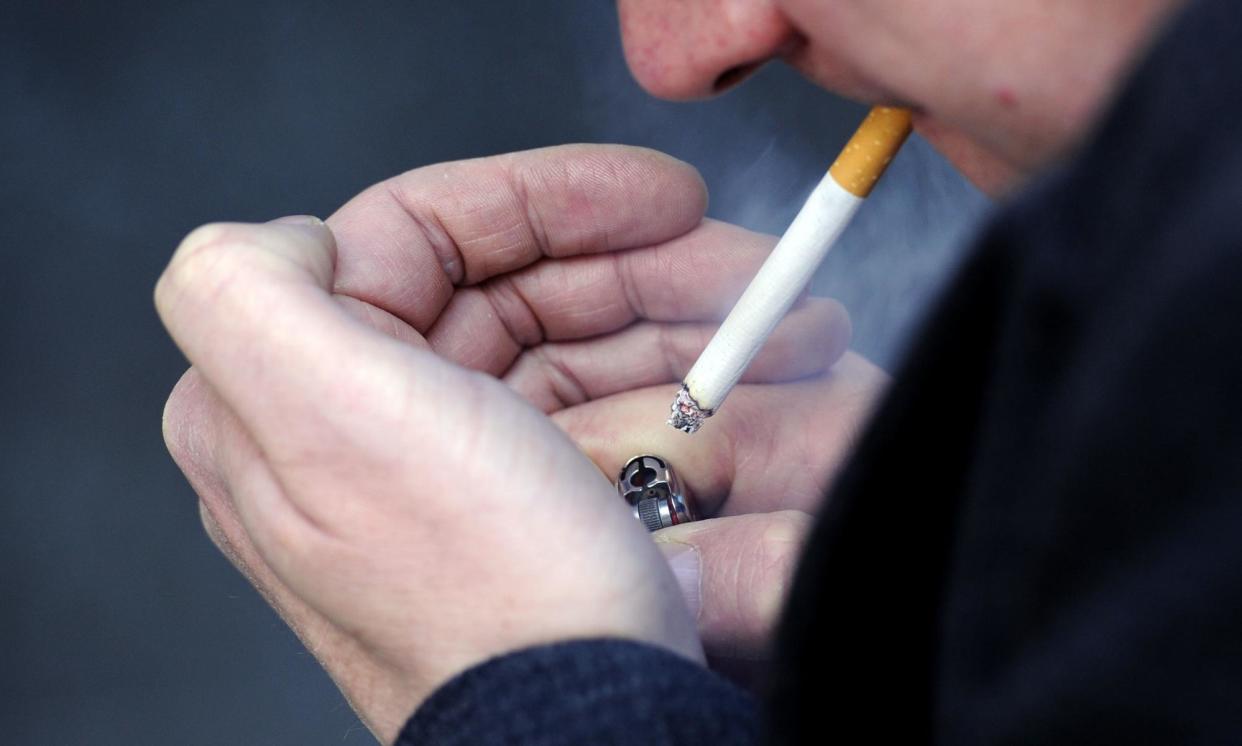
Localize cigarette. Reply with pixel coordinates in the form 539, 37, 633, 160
668, 106, 912, 434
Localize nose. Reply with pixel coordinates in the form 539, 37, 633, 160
617, 0, 797, 100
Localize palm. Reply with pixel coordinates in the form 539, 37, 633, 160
554, 352, 885, 517
325, 145, 885, 522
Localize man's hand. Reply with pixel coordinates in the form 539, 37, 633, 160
157, 145, 885, 740
557, 351, 884, 674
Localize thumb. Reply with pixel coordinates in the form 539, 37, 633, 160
654, 510, 812, 661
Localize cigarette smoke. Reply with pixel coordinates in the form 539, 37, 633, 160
561, 4, 992, 369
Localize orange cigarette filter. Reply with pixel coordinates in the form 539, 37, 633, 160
828, 106, 914, 197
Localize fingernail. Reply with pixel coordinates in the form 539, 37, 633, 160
267, 215, 333, 247
657, 541, 701, 619
268, 214, 324, 227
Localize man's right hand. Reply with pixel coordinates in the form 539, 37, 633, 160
552, 351, 887, 673
321, 144, 891, 675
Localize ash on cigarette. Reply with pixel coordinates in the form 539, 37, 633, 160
668, 385, 713, 434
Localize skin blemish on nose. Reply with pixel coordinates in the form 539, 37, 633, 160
997, 88, 1019, 109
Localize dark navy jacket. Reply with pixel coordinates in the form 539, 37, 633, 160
401, 0, 1242, 741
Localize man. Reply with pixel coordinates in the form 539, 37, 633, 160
157, 0, 1242, 741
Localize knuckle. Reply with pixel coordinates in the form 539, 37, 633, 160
177, 221, 235, 257
815, 297, 853, 363
754, 510, 812, 578
171, 223, 248, 276
198, 501, 262, 582
198, 500, 230, 555
161, 369, 209, 473
816, 295, 851, 326
155, 223, 260, 315
259, 511, 318, 564
777, 298, 851, 372
742, 511, 813, 634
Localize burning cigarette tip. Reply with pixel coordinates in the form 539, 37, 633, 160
667, 385, 713, 434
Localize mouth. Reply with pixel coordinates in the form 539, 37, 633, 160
781, 40, 924, 114
908, 109, 937, 133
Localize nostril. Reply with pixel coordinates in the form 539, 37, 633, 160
713, 61, 762, 94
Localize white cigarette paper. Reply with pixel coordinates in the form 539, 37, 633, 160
669, 107, 912, 434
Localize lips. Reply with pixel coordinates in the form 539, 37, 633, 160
782, 41, 914, 110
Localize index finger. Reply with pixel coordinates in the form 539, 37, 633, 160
326, 144, 709, 334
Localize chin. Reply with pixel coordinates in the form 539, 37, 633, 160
912, 113, 1025, 198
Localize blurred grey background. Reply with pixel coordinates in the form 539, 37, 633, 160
0, 1, 988, 743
